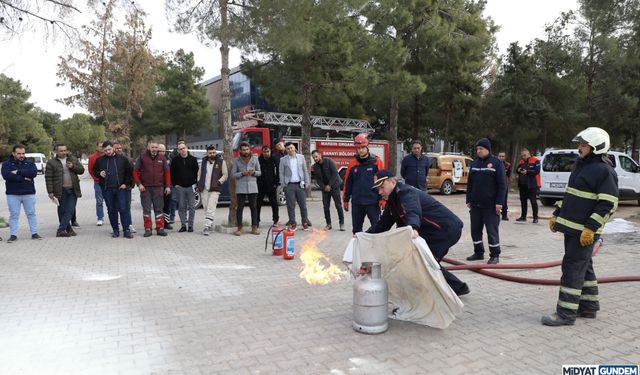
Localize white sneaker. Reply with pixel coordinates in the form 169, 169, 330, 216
202, 227, 210, 236
96, 219, 103, 226
129, 225, 137, 233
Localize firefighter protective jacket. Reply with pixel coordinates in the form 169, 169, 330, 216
343, 153, 384, 206
553, 153, 619, 236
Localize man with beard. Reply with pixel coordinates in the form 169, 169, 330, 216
93, 141, 134, 238
113, 142, 136, 233
134, 141, 171, 237
45, 144, 85, 238
257, 145, 280, 227
232, 142, 262, 235
196, 145, 228, 236
170, 143, 199, 232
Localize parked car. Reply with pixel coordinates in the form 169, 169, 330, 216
426, 153, 473, 195
25, 153, 47, 174
540, 149, 640, 206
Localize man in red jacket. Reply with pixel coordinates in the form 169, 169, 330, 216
134, 141, 171, 237
87, 141, 105, 226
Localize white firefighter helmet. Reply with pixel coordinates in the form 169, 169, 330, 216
572, 127, 610, 155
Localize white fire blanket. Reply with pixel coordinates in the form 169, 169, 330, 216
343, 226, 464, 329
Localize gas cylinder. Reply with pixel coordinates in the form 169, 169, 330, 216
272, 227, 284, 256
283, 229, 295, 260
353, 262, 388, 334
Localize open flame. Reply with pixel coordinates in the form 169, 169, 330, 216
298, 229, 346, 285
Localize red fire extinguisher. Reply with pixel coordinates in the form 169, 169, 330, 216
283, 228, 295, 260
271, 227, 284, 256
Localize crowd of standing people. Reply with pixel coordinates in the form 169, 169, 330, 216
2, 128, 620, 327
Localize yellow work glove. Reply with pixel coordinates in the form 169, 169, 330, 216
549, 217, 557, 233
579, 228, 595, 247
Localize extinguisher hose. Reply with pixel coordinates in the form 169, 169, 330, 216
264, 225, 284, 253
440, 240, 640, 285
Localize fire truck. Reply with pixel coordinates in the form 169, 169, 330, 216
207, 110, 399, 206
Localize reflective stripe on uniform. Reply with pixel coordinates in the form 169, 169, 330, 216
566, 187, 597, 200
473, 241, 483, 244
556, 217, 584, 231
580, 294, 599, 301
583, 280, 598, 287
488, 243, 500, 247
560, 286, 582, 296
597, 193, 618, 205
557, 300, 579, 310
590, 213, 606, 226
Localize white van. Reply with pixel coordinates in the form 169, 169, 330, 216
540, 149, 640, 206
25, 153, 48, 174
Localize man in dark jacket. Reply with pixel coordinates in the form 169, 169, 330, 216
257, 145, 280, 227
498, 151, 512, 221
312, 150, 344, 231
93, 141, 134, 238
196, 145, 228, 235
516, 148, 541, 223
45, 143, 85, 238
400, 140, 430, 191
170, 143, 199, 232
543, 127, 618, 326
465, 138, 506, 264
1, 145, 40, 242
343, 133, 384, 234
367, 170, 469, 296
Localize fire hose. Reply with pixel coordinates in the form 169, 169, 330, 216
440, 240, 640, 285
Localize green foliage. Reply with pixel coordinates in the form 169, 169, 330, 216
55, 113, 105, 157
0, 74, 52, 157
138, 49, 212, 140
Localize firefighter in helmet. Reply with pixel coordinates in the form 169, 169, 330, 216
342, 133, 384, 234
542, 127, 619, 326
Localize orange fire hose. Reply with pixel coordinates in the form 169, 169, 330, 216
441, 241, 640, 285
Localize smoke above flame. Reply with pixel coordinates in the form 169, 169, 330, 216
298, 229, 346, 285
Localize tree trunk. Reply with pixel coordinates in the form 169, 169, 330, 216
632, 131, 638, 162
443, 106, 451, 153
220, 0, 237, 227
389, 95, 399, 175
302, 83, 313, 197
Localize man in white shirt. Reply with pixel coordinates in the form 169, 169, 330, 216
196, 145, 228, 235
279, 142, 311, 230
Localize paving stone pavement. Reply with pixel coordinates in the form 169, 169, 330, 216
0, 178, 639, 374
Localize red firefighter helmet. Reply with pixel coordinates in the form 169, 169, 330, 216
354, 133, 369, 148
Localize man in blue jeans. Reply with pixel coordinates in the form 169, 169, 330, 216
1, 145, 41, 242
94, 141, 134, 238
45, 143, 85, 237
88, 141, 105, 226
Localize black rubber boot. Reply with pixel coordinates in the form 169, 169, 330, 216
541, 314, 575, 326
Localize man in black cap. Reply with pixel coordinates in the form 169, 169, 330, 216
366, 170, 469, 296
465, 138, 506, 264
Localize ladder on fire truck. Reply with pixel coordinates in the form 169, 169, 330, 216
234, 110, 374, 134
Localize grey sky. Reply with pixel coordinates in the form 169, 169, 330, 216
0, 0, 577, 119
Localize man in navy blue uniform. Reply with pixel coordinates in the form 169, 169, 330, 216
367, 170, 469, 296
400, 140, 430, 191
465, 138, 506, 265
542, 127, 618, 326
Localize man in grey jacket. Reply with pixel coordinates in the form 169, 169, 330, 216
232, 142, 262, 236
279, 142, 311, 230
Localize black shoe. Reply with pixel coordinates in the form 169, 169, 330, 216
124, 231, 133, 239
179, 226, 187, 233
516, 217, 526, 222
67, 228, 77, 237
578, 310, 597, 319
455, 283, 470, 296
532, 218, 539, 223
143, 229, 152, 237
164, 223, 173, 230
71, 221, 80, 228
7, 235, 17, 243
488, 256, 499, 264
156, 228, 167, 236
31, 233, 43, 240
112, 231, 120, 238
466, 253, 484, 261
187, 226, 193, 233
541, 313, 575, 326
501, 216, 509, 221
56, 229, 70, 238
